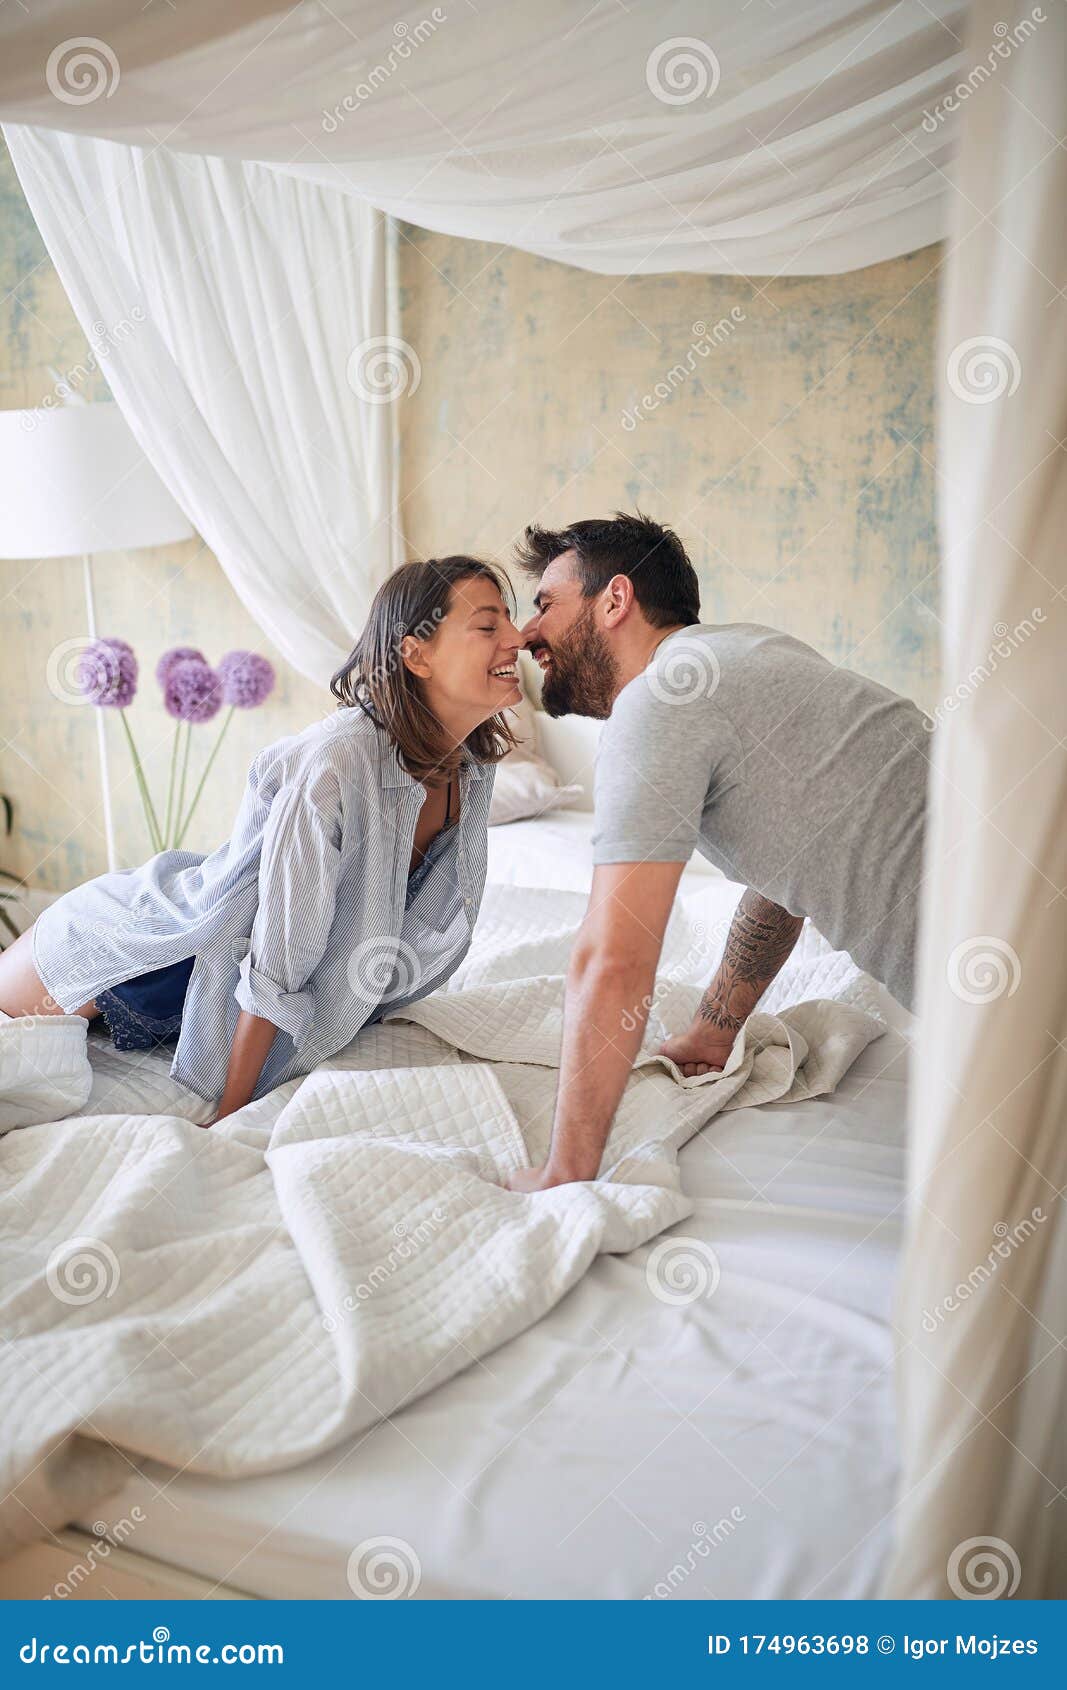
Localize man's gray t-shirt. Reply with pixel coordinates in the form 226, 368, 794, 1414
592, 623, 929, 1010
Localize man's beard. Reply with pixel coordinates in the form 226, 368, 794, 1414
540, 602, 620, 719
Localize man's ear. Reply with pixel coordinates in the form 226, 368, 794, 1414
603, 573, 637, 627
400, 634, 431, 679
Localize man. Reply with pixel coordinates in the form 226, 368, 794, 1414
505, 512, 928, 1194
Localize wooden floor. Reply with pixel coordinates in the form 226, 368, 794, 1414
0, 1529, 255, 1600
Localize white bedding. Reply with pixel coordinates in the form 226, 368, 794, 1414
76, 1049, 909, 1601
1, 819, 908, 1597
487, 807, 723, 895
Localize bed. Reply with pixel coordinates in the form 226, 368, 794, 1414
1, 789, 910, 1604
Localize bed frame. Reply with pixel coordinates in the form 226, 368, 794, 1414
0, 1531, 255, 1601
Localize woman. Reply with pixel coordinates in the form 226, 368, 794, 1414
0, 557, 523, 1123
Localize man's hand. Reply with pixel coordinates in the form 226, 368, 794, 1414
656, 891, 804, 1078
505, 1163, 583, 1193
658, 1025, 737, 1077
675, 890, 803, 1074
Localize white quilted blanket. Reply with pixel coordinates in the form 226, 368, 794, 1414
0, 887, 884, 1556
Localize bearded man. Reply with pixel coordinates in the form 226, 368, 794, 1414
505, 511, 929, 1193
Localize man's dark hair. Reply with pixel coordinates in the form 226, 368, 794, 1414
515, 511, 700, 629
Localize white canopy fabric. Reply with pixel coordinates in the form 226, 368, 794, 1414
5, 126, 400, 683
0, 0, 966, 277
884, 0, 1067, 1600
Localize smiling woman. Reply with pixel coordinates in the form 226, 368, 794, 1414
330, 554, 522, 781
0, 556, 525, 1120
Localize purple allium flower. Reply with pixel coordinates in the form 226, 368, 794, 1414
155, 645, 207, 688
77, 637, 138, 708
217, 650, 276, 709
163, 657, 223, 724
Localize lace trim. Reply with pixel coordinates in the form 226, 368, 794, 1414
95, 989, 184, 1053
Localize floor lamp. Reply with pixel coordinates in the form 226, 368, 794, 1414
0, 402, 194, 871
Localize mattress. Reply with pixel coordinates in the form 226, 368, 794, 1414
73, 812, 911, 1600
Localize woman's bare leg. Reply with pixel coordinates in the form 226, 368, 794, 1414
0, 923, 100, 1020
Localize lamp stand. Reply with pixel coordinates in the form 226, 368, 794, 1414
82, 552, 119, 874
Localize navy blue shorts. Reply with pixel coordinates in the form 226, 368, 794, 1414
95, 955, 196, 1053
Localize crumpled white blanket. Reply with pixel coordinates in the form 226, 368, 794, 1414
0, 887, 884, 1556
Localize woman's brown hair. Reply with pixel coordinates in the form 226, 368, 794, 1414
329, 556, 519, 785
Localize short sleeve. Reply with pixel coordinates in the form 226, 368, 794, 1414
592, 658, 729, 865
234, 764, 343, 1047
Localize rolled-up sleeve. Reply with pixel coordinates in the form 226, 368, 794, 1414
234, 765, 343, 1049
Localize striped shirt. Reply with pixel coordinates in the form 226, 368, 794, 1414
32, 708, 494, 1105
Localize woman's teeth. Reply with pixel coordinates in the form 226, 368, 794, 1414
490, 664, 518, 679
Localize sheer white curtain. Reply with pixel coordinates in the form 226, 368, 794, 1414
0, 0, 964, 277
884, 0, 1067, 1600
4, 125, 401, 683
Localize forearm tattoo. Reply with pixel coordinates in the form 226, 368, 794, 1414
698, 890, 805, 1032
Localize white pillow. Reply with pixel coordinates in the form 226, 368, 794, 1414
533, 712, 602, 812
489, 692, 582, 825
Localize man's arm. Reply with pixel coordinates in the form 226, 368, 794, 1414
659, 889, 804, 1076
506, 860, 684, 1192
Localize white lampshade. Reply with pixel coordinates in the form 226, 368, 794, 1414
0, 402, 193, 558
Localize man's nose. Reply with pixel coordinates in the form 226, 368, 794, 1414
519, 614, 540, 647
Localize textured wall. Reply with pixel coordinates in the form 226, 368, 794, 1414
2, 139, 941, 896
396, 226, 941, 706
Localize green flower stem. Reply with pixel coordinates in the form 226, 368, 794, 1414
118, 708, 163, 854
162, 722, 181, 848
175, 706, 235, 849
172, 722, 193, 852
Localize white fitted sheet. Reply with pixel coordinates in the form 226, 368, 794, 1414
487, 807, 723, 894
75, 817, 910, 1600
